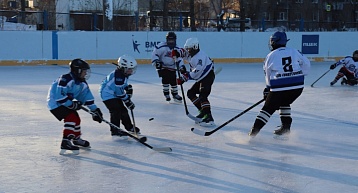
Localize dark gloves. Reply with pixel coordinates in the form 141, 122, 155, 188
125, 84, 133, 98
177, 73, 189, 85
263, 88, 269, 100
179, 65, 187, 74
171, 48, 185, 58
68, 101, 82, 110
330, 64, 336, 70
172, 49, 181, 58
91, 108, 103, 123
124, 99, 135, 110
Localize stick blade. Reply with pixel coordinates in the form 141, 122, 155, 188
152, 147, 172, 152
191, 127, 208, 136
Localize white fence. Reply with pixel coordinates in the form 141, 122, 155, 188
0, 31, 356, 65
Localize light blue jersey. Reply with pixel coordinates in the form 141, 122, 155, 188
47, 73, 97, 111
99, 69, 130, 101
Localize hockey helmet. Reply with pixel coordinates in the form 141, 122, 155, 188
69, 58, 91, 81
353, 50, 358, 62
117, 55, 137, 76
184, 37, 200, 57
269, 31, 290, 51
166, 31, 177, 49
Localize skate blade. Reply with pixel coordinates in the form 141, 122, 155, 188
273, 135, 289, 141
172, 99, 182, 103
59, 149, 79, 155
199, 122, 216, 127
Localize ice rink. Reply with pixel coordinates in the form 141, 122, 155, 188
0, 62, 357, 193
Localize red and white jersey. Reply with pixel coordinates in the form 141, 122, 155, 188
151, 42, 182, 70
335, 56, 358, 74
264, 47, 310, 92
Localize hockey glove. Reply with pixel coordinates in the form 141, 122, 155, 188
177, 73, 189, 85
179, 65, 187, 74
91, 108, 103, 123
124, 99, 135, 110
330, 64, 336, 70
125, 84, 133, 98
171, 48, 185, 58
67, 101, 82, 111
263, 88, 269, 100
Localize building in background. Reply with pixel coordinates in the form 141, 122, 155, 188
0, 0, 357, 31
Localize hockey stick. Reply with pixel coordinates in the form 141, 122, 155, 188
174, 56, 202, 122
311, 69, 330, 87
81, 107, 172, 152
191, 98, 265, 136
130, 109, 138, 137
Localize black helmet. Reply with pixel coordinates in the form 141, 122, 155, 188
69, 58, 90, 81
166, 31, 177, 49
269, 31, 290, 51
353, 50, 358, 62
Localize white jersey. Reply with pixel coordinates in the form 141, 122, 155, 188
264, 47, 310, 92
151, 42, 183, 70
334, 56, 358, 75
182, 50, 214, 82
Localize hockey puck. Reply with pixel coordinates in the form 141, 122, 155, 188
149, 118, 154, 121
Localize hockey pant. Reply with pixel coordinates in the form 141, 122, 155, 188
333, 67, 356, 84
161, 68, 180, 96
50, 106, 82, 139
253, 88, 303, 130
103, 98, 133, 131
187, 70, 215, 114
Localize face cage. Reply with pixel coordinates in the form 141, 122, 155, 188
82, 69, 91, 81
124, 66, 137, 76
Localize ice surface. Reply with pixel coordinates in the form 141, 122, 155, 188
0, 62, 357, 193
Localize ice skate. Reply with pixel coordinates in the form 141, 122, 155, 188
248, 127, 260, 137
341, 78, 347, 85
127, 126, 141, 136
172, 94, 182, 103
274, 125, 291, 135
194, 110, 206, 124
330, 79, 337, 86
164, 94, 171, 102
199, 113, 215, 127
73, 137, 91, 148
111, 128, 128, 137
59, 138, 79, 155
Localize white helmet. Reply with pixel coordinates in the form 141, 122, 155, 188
184, 38, 200, 56
184, 37, 199, 50
117, 55, 137, 76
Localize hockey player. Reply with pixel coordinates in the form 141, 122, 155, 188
329, 50, 358, 86
99, 55, 140, 136
248, 31, 310, 137
172, 37, 216, 126
151, 31, 183, 103
47, 59, 103, 155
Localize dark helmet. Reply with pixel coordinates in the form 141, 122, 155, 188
269, 31, 290, 51
166, 31, 177, 49
353, 50, 358, 62
69, 58, 90, 81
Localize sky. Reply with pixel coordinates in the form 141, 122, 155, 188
0, 62, 357, 193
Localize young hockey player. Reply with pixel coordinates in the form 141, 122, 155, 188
99, 55, 140, 136
47, 59, 103, 155
248, 31, 310, 137
172, 37, 216, 126
329, 50, 358, 86
151, 31, 183, 103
